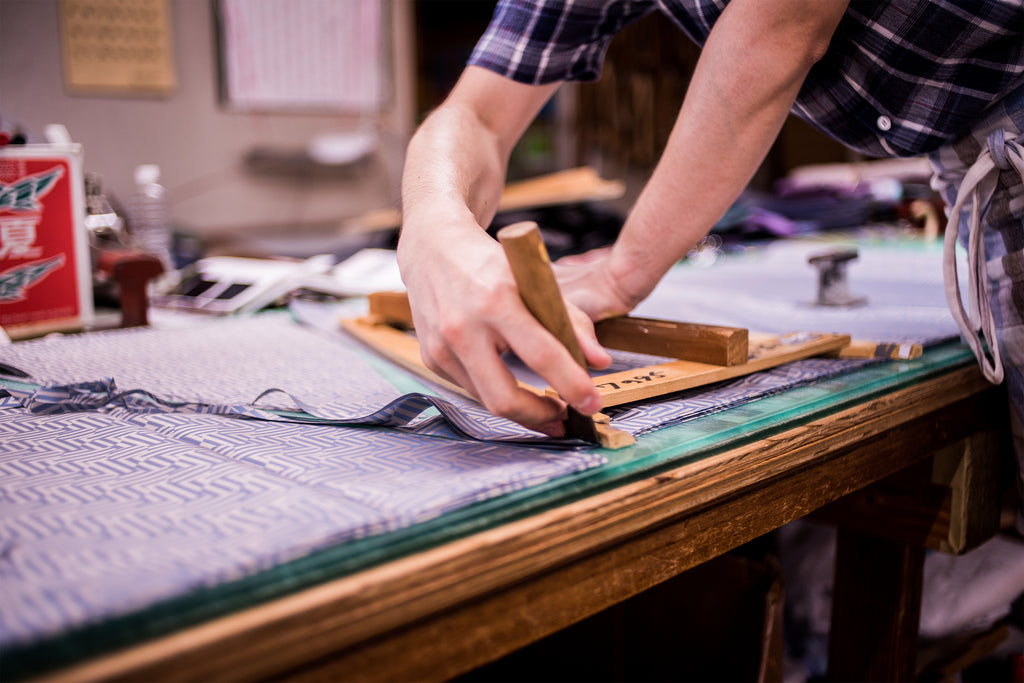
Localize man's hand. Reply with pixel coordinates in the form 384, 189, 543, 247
552, 246, 637, 323
399, 221, 608, 436
400, 68, 618, 435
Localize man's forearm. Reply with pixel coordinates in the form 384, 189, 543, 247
608, 0, 850, 306
400, 68, 560, 245
400, 103, 507, 240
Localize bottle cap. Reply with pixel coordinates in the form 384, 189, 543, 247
134, 164, 161, 185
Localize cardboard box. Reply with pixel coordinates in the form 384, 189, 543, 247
0, 143, 93, 339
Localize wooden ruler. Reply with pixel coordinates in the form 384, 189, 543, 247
580, 331, 850, 407
362, 291, 921, 364
364, 291, 752, 366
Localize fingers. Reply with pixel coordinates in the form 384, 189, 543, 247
499, 307, 604, 417
401, 232, 605, 436
419, 321, 572, 437
567, 302, 612, 371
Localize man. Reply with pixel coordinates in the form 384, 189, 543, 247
396, 0, 1023, 482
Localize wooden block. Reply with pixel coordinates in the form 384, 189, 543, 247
828, 529, 924, 682
595, 316, 748, 366
367, 291, 413, 327
831, 340, 924, 361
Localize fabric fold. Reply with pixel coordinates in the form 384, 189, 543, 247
4, 378, 590, 450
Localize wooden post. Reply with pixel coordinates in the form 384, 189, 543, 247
828, 530, 924, 682
497, 222, 589, 367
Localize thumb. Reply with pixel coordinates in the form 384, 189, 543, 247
567, 303, 612, 371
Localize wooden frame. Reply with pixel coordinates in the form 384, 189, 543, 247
342, 315, 851, 410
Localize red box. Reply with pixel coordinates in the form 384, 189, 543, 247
0, 144, 92, 339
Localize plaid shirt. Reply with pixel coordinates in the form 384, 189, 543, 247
468, 0, 1024, 158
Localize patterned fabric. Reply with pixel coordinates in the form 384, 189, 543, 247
0, 313, 584, 448
0, 313, 611, 650
468, 0, 1024, 157
0, 408, 604, 650
928, 79, 1024, 516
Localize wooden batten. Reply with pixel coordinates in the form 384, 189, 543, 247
595, 316, 748, 366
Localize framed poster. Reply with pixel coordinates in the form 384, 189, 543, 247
217, 0, 386, 113
0, 144, 93, 339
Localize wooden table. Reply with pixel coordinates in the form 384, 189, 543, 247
35, 349, 1009, 683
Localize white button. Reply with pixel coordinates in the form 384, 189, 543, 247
877, 115, 892, 131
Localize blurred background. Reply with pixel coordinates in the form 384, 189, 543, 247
0, 0, 859, 261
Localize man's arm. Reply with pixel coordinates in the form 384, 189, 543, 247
564, 0, 851, 317
398, 0, 851, 435
398, 67, 607, 437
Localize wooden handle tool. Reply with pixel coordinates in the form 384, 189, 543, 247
497, 222, 588, 366
496, 221, 634, 449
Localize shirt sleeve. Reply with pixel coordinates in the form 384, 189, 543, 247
467, 0, 656, 85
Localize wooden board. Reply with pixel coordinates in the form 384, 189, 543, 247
338, 167, 625, 234
343, 317, 849, 411
58, 0, 176, 95
582, 332, 850, 407
595, 316, 748, 366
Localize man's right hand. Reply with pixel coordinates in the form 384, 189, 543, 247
397, 216, 608, 437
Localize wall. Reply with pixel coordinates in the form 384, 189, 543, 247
0, 0, 414, 251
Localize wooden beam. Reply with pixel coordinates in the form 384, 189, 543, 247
595, 316, 748, 366
365, 291, 412, 328
810, 412, 1007, 554
829, 529, 925, 682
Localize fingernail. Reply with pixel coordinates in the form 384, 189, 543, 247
575, 394, 603, 415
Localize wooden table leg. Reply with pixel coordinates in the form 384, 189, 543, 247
828, 529, 925, 681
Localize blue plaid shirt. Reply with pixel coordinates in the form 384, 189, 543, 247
468, 0, 1024, 158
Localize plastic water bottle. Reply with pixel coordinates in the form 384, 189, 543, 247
127, 164, 174, 273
